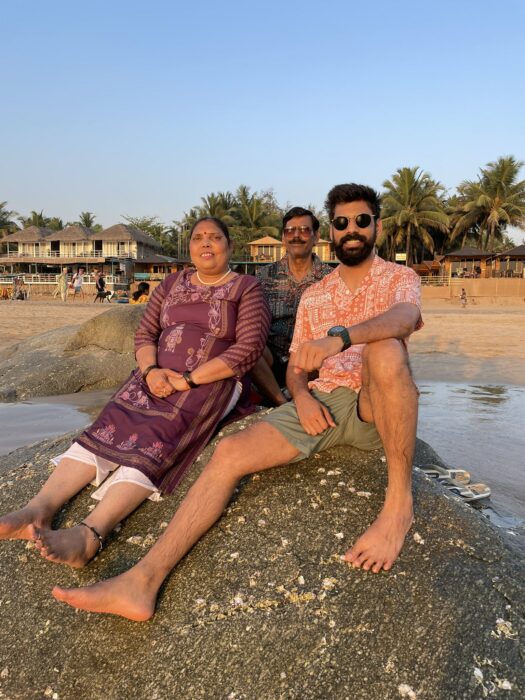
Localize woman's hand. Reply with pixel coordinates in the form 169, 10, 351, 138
146, 368, 189, 397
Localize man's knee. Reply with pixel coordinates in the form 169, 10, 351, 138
362, 339, 412, 384
205, 432, 253, 480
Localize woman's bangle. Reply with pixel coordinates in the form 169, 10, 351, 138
182, 371, 199, 389
142, 364, 159, 382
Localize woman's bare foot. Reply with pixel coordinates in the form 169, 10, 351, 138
344, 501, 414, 574
0, 506, 52, 541
34, 524, 101, 568
52, 568, 157, 621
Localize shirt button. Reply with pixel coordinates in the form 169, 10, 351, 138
346, 290, 350, 295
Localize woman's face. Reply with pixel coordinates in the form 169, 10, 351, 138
189, 221, 231, 275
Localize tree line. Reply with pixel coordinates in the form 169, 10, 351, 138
2, 156, 524, 264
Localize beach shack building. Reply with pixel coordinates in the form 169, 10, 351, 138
441, 247, 493, 278
411, 257, 444, 279
0, 223, 175, 294
491, 244, 525, 278
248, 236, 335, 265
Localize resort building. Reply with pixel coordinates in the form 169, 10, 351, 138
0, 224, 175, 293
248, 236, 335, 263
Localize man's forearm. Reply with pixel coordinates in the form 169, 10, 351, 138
346, 303, 420, 345
286, 356, 310, 399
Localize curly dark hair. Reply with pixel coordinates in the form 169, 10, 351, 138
282, 206, 320, 233
325, 184, 381, 220
190, 217, 230, 241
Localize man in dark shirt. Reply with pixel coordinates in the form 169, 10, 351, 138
253, 207, 332, 404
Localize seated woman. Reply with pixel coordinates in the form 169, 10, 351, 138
130, 281, 150, 304
0, 217, 270, 567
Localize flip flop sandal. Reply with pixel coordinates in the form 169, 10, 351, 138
416, 464, 471, 485
440, 480, 491, 502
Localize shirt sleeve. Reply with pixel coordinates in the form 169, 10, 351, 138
390, 268, 424, 331
218, 278, 271, 377
288, 290, 311, 354
134, 277, 169, 352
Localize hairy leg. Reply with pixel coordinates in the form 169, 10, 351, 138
0, 457, 96, 541
53, 423, 300, 620
37, 481, 152, 568
345, 339, 418, 573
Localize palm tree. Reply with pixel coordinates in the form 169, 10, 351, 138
78, 211, 97, 228
450, 156, 525, 252
379, 167, 449, 265
233, 185, 279, 237
20, 210, 49, 228
199, 192, 236, 223
0, 202, 20, 239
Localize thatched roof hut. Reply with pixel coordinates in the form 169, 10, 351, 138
46, 225, 93, 241
97, 224, 162, 249
3, 226, 53, 243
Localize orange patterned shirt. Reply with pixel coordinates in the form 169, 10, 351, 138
289, 256, 423, 393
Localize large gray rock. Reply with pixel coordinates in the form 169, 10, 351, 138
0, 420, 523, 700
0, 306, 144, 401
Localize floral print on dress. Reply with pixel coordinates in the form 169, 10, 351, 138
186, 336, 208, 372
120, 381, 150, 409
139, 441, 164, 461
164, 324, 184, 353
117, 433, 138, 450
93, 425, 116, 445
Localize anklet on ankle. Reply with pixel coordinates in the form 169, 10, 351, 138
80, 521, 104, 553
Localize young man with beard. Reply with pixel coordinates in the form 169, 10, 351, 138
51, 184, 422, 622
253, 206, 332, 406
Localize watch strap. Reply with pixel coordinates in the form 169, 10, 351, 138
183, 371, 199, 388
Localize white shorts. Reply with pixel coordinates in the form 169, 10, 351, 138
52, 381, 243, 502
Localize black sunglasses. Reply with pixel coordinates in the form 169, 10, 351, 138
331, 214, 376, 231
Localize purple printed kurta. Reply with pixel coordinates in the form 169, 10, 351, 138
77, 270, 270, 493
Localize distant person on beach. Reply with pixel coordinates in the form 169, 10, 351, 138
130, 282, 150, 304
460, 288, 467, 308
0, 216, 269, 572
54, 268, 69, 302
253, 207, 332, 406
71, 268, 85, 300
94, 271, 111, 302
44, 183, 423, 622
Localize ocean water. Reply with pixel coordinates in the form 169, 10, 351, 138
0, 384, 523, 525
417, 381, 525, 522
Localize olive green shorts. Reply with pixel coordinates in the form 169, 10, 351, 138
260, 386, 382, 462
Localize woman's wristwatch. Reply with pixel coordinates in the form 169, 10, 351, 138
183, 371, 199, 389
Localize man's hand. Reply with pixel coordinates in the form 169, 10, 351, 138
295, 392, 336, 435
292, 336, 343, 373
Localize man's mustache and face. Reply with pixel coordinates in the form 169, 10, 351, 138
332, 230, 377, 266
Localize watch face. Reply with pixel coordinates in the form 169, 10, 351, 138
329, 326, 346, 335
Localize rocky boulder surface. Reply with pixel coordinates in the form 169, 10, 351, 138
0, 419, 523, 700
0, 306, 144, 401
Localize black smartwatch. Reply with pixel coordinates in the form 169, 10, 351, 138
327, 325, 352, 351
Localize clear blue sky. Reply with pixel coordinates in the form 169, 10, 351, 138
2, 0, 524, 240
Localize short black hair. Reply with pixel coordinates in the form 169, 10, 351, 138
190, 216, 230, 241
282, 207, 320, 233
325, 184, 381, 220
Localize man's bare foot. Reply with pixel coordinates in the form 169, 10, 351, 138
34, 524, 101, 568
52, 569, 157, 621
344, 502, 414, 573
0, 506, 52, 541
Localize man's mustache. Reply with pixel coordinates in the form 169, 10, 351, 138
339, 233, 367, 245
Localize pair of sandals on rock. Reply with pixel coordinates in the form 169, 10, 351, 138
416, 463, 491, 502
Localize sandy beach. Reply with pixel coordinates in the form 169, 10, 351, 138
1, 297, 524, 385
